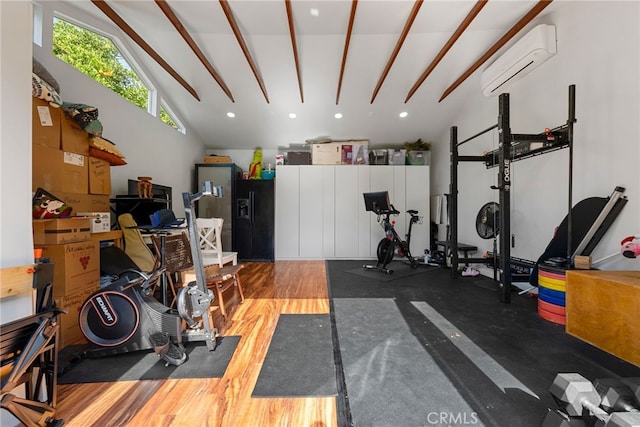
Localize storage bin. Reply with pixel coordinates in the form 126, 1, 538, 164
368, 149, 388, 165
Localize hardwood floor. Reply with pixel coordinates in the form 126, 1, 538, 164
55, 261, 338, 427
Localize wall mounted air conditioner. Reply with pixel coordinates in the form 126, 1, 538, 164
481, 24, 557, 96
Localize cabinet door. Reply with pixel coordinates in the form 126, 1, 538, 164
299, 166, 325, 258
406, 166, 430, 258
322, 166, 335, 258
275, 166, 300, 259
335, 166, 368, 258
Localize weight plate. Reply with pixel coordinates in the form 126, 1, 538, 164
538, 277, 566, 292
538, 287, 566, 306
538, 305, 566, 325
539, 263, 569, 275
538, 269, 567, 281
538, 299, 566, 316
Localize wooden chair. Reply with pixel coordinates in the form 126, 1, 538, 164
150, 232, 193, 308
196, 217, 237, 267
153, 232, 245, 319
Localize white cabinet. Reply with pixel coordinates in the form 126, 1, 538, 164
275, 165, 429, 260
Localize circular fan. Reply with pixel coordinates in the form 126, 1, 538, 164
476, 202, 500, 239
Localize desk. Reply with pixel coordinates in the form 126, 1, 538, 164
89, 230, 123, 249
566, 270, 640, 367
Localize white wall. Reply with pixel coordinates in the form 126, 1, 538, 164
33, 1, 206, 218
430, 1, 640, 272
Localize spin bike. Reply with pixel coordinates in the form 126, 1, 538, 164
363, 192, 421, 274
77, 182, 222, 366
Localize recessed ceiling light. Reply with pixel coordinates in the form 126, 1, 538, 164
226, 112, 235, 118
310, 8, 319, 17
334, 113, 343, 119
289, 113, 297, 119
399, 111, 408, 118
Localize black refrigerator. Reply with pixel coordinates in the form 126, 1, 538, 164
233, 179, 275, 261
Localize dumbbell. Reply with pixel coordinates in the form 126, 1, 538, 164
549, 373, 640, 426
594, 378, 640, 413
622, 378, 640, 406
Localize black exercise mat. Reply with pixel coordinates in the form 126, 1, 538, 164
252, 314, 337, 397
58, 336, 240, 384
326, 260, 640, 427
346, 260, 435, 282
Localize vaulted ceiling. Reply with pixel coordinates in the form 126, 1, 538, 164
61, 0, 562, 151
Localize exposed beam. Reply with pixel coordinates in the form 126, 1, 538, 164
439, 0, 554, 102
285, 0, 303, 103
155, 0, 234, 102
336, 0, 358, 105
219, 0, 270, 103
370, 0, 423, 104
90, 0, 200, 101
405, 0, 488, 103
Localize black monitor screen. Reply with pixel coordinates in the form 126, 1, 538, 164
127, 179, 172, 202
363, 191, 390, 212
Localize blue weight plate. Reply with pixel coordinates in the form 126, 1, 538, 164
538, 286, 566, 306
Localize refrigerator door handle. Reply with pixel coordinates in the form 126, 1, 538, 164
250, 191, 255, 225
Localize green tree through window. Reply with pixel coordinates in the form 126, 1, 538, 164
53, 18, 149, 110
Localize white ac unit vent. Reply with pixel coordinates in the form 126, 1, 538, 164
481, 24, 557, 97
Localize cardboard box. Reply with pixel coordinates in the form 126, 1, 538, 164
311, 143, 342, 165
33, 145, 63, 192
76, 212, 111, 233
388, 149, 406, 165
203, 155, 232, 164
32, 146, 89, 194
287, 152, 311, 165
61, 115, 89, 155
54, 285, 100, 347
37, 240, 100, 297
33, 217, 92, 245
59, 192, 110, 212
62, 152, 89, 194
88, 156, 111, 195
32, 97, 61, 149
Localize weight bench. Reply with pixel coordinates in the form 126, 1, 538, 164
436, 241, 478, 266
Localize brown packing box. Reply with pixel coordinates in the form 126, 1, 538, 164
61, 114, 90, 155
311, 143, 342, 165
32, 97, 61, 149
89, 156, 111, 195
32, 145, 89, 194
54, 285, 100, 347
32, 145, 63, 192
58, 192, 110, 212
204, 155, 232, 164
33, 217, 92, 245
37, 240, 100, 297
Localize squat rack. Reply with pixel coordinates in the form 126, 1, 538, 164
449, 85, 576, 303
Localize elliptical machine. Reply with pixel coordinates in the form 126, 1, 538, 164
363, 191, 421, 274
77, 182, 222, 366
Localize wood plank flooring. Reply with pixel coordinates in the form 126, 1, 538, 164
55, 261, 338, 427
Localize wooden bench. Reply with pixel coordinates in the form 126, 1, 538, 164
566, 270, 640, 367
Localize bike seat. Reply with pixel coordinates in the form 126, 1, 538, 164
407, 209, 418, 215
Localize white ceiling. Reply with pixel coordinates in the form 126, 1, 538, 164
60, 0, 563, 151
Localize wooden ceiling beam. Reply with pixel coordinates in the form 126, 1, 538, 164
336, 0, 358, 105
219, 0, 270, 104
285, 0, 303, 103
155, 0, 234, 102
439, 0, 554, 102
91, 0, 200, 101
370, 0, 423, 104
405, 0, 488, 103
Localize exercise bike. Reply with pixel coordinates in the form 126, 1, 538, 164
363, 191, 421, 274
76, 182, 223, 366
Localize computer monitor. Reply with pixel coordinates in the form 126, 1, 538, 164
363, 191, 391, 213
127, 179, 172, 202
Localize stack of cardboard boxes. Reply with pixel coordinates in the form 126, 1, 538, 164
31, 97, 113, 346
